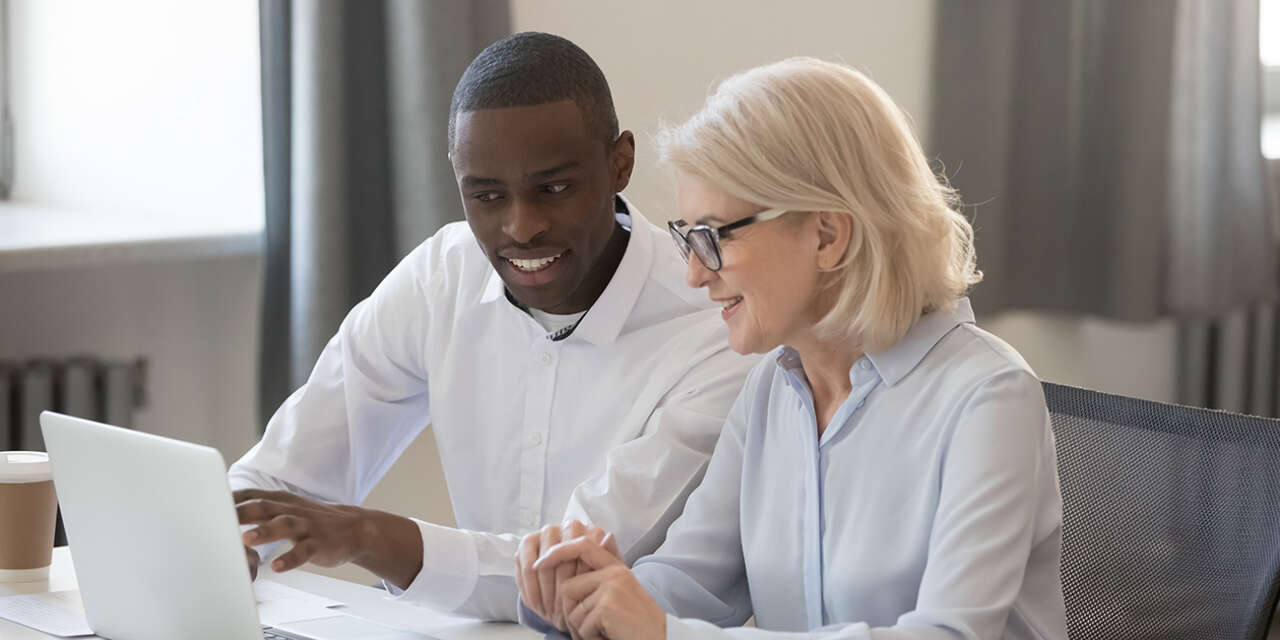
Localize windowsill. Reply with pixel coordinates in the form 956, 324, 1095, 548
0, 202, 263, 274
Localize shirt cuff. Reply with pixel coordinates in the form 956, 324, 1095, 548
382, 518, 479, 612
665, 614, 696, 640
518, 599, 569, 636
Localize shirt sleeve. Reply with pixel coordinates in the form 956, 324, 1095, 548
625, 367, 758, 628
228, 240, 436, 546
400, 325, 758, 621
653, 369, 1061, 640
562, 335, 759, 566
382, 518, 524, 618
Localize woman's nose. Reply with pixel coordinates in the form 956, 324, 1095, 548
685, 253, 717, 289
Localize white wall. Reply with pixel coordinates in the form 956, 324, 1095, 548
983, 312, 1178, 402
0, 257, 262, 457
512, 0, 936, 222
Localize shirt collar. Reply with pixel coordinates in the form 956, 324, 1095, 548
478, 195, 653, 346
773, 297, 976, 388
866, 297, 975, 386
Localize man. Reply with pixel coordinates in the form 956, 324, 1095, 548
229, 32, 757, 622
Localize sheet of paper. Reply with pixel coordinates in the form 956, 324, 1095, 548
0, 583, 343, 637
258, 598, 344, 627
0, 590, 94, 637
254, 580, 344, 608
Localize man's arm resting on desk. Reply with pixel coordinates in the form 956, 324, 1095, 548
234, 489, 424, 590
233, 486, 519, 619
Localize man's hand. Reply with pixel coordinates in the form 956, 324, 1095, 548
233, 489, 423, 589
244, 545, 260, 581
538, 536, 662, 640
516, 520, 612, 630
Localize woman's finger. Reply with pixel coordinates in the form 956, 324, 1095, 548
566, 584, 603, 634
575, 602, 609, 640
517, 534, 544, 619
601, 532, 621, 559
538, 526, 562, 625
558, 568, 613, 605
536, 536, 623, 572
552, 557, 576, 628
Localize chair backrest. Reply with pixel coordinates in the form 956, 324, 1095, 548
1044, 382, 1280, 640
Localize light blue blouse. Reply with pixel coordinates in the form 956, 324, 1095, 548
632, 298, 1067, 639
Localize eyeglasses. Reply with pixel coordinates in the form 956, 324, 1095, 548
667, 208, 791, 271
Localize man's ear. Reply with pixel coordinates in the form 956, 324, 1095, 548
815, 211, 852, 272
611, 130, 636, 193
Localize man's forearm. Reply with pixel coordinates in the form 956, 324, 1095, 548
353, 510, 424, 590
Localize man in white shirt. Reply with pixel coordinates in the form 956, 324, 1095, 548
228, 31, 757, 622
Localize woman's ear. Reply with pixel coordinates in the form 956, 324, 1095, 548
815, 211, 852, 271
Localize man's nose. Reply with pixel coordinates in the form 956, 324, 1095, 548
504, 199, 552, 245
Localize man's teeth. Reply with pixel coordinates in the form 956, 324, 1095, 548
508, 254, 563, 272
722, 297, 743, 308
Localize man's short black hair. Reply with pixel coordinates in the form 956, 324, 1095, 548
448, 32, 619, 149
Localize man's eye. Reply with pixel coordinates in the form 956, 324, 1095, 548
543, 183, 569, 194
473, 192, 503, 203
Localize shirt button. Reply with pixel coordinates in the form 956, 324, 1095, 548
521, 511, 537, 528
529, 432, 543, 446
537, 353, 552, 366
859, 361, 872, 370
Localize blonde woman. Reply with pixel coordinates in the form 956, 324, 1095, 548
516, 58, 1067, 640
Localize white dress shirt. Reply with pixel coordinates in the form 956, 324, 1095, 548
624, 298, 1067, 639
229, 202, 759, 620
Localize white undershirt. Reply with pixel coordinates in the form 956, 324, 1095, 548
528, 308, 586, 335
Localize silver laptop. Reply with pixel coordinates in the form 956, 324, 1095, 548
40, 411, 430, 640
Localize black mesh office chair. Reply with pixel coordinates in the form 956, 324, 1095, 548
1044, 382, 1280, 640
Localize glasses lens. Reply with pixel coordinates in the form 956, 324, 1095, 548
687, 229, 722, 271
668, 224, 692, 262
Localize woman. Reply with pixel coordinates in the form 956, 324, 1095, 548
517, 57, 1067, 640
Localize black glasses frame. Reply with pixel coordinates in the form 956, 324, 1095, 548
667, 208, 791, 271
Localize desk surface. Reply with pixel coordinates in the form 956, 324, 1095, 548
0, 548, 538, 640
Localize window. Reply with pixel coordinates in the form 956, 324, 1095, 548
1262, 0, 1280, 158
6, 0, 262, 225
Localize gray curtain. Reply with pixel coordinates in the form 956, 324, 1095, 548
930, 0, 1278, 414
258, 0, 509, 426
0, 0, 12, 199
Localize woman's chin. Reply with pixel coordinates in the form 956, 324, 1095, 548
727, 330, 774, 356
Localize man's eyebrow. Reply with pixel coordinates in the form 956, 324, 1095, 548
460, 175, 504, 187
527, 161, 581, 181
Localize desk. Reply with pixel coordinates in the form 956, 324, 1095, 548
0, 548, 538, 640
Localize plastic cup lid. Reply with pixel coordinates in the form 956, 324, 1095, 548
0, 451, 53, 483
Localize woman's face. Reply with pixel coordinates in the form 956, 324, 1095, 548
675, 172, 830, 355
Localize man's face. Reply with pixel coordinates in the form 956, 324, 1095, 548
451, 100, 633, 314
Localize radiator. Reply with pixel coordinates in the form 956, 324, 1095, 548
0, 357, 148, 451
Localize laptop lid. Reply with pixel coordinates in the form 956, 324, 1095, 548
40, 411, 262, 640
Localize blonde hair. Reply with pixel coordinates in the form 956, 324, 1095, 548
658, 57, 982, 351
